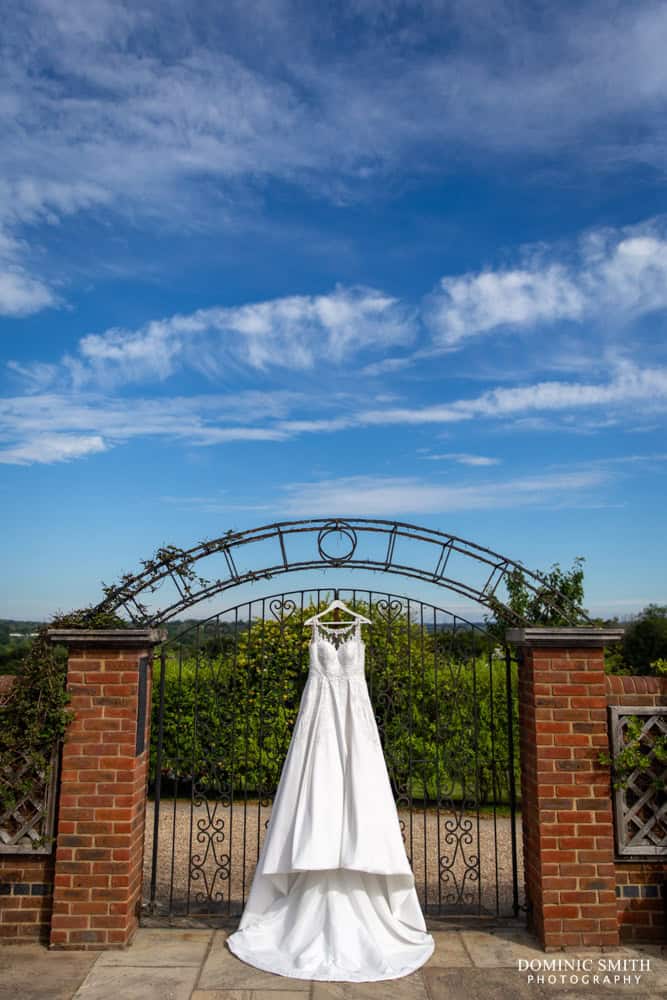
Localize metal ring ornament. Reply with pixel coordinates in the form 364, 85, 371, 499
316, 520, 358, 565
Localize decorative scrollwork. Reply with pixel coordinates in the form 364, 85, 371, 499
375, 598, 404, 625
190, 801, 231, 905
269, 597, 297, 629
439, 808, 481, 906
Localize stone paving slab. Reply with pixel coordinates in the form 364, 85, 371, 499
429, 929, 472, 967
311, 975, 429, 999
2, 926, 664, 1000
0, 944, 99, 1000
73, 964, 199, 1000
424, 967, 544, 1000
554, 994, 664, 1000
192, 993, 310, 1000
631, 944, 667, 989
457, 927, 547, 967
95, 928, 213, 967
197, 931, 310, 992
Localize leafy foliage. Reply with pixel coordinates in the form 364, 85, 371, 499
620, 605, 667, 676
0, 621, 40, 675
485, 556, 587, 643
96, 532, 275, 623
0, 606, 128, 848
0, 627, 72, 849
598, 714, 667, 793
50, 605, 130, 629
150, 602, 520, 807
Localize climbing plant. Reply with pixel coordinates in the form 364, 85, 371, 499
485, 556, 588, 643
0, 606, 127, 849
598, 711, 667, 792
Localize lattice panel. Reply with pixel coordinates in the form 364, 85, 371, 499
609, 706, 667, 857
0, 748, 59, 854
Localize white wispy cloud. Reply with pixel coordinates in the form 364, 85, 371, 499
3, 2, 667, 316
160, 493, 274, 514
0, 265, 56, 318
278, 470, 610, 517
9, 1, 667, 217
425, 224, 667, 346
360, 356, 417, 376
0, 228, 58, 317
358, 361, 667, 426
2, 359, 667, 465
420, 453, 500, 466
547, 452, 667, 470
15, 216, 667, 389
425, 265, 584, 346
0, 389, 300, 463
19, 286, 415, 387
0, 433, 106, 465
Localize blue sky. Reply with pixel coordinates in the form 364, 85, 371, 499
1, 0, 666, 622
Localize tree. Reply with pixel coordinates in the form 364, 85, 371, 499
621, 604, 667, 675
485, 556, 587, 643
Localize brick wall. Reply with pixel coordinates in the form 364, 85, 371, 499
605, 672, 666, 705
605, 673, 666, 944
47, 629, 163, 950
0, 853, 54, 944
507, 627, 626, 951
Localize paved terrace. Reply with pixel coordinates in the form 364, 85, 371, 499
1, 924, 665, 1000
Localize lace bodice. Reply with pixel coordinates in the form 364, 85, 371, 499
309, 620, 365, 678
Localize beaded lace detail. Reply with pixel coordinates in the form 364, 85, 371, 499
310, 618, 362, 648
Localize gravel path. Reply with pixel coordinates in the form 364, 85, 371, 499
142, 799, 524, 921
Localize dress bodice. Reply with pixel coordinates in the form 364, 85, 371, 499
309, 621, 365, 678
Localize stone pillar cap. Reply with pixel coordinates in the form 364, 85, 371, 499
505, 626, 624, 648
47, 627, 167, 647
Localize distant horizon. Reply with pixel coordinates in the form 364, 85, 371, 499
1, 601, 660, 627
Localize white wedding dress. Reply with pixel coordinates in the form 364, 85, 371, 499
226, 619, 434, 982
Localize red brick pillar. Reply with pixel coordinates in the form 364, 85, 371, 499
506, 627, 624, 950
46, 628, 165, 950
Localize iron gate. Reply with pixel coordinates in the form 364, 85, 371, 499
143, 588, 523, 923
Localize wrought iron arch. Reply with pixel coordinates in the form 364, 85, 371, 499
93, 517, 590, 627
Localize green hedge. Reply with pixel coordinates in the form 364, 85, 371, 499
150, 604, 521, 807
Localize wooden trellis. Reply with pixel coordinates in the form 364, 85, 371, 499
609, 706, 667, 857
0, 748, 60, 854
